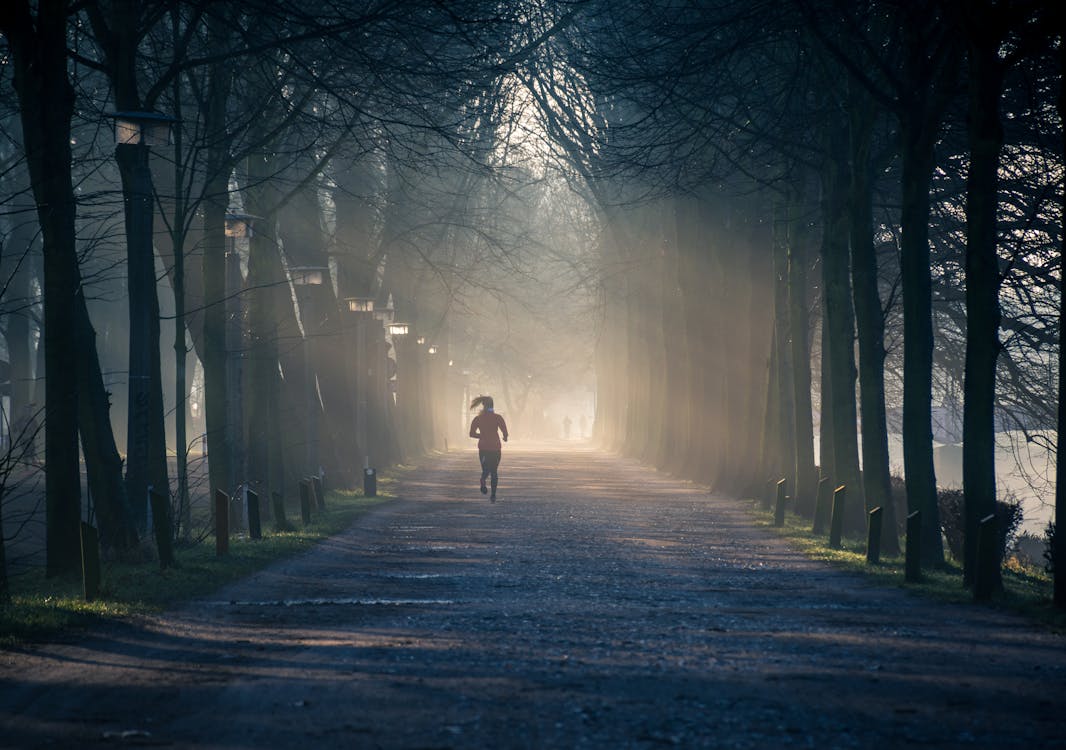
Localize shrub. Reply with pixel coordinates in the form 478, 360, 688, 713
1011, 531, 1046, 568
937, 487, 1023, 564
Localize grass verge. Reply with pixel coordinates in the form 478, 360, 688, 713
751, 503, 1066, 632
0, 487, 390, 647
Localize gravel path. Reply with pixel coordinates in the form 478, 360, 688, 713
2, 445, 1064, 749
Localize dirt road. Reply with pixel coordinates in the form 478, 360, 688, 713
2, 445, 1063, 748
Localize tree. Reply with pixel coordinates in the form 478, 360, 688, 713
2, 0, 94, 575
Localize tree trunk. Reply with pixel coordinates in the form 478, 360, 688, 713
773, 200, 797, 492
116, 143, 169, 529
821, 122, 865, 532
788, 181, 818, 517
201, 23, 235, 500
898, 18, 949, 567
848, 87, 899, 555
961, 23, 1004, 589
3, 0, 83, 577
74, 290, 139, 554
1055, 23, 1066, 609
899, 118, 945, 567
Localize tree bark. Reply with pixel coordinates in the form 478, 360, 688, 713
899, 110, 945, 565
848, 86, 899, 555
960, 10, 1005, 588
773, 200, 797, 492
787, 180, 818, 517
201, 18, 235, 500
3, 0, 84, 577
1055, 19, 1066, 609
74, 290, 139, 554
116, 143, 169, 529
821, 119, 865, 532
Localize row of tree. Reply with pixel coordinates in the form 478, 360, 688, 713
1, 0, 580, 591
528, 0, 1064, 600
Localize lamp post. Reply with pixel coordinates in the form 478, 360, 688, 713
108, 110, 176, 531
223, 214, 255, 519
344, 297, 376, 469
290, 265, 329, 480
426, 343, 443, 449
385, 322, 408, 460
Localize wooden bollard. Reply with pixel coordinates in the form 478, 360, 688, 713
812, 477, 831, 535
272, 491, 293, 532
247, 489, 262, 540
312, 475, 326, 510
149, 489, 175, 569
974, 513, 998, 601
905, 510, 922, 582
828, 485, 846, 549
866, 506, 883, 564
215, 489, 229, 557
299, 480, 313, 525
773, 478, 787, 527
80, 522, 101, 601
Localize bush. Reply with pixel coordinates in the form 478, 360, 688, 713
937, 487, 1023, 564
1011, 531, 1047, 568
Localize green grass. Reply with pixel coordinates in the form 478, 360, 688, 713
0, 487, 390, 647
750, 502, 1066, 632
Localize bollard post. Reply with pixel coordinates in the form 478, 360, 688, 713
149, 489, 175, 569
905, 510, 922, 582
312, 475, 326, 510
299, 480, 313, 525
812, 477, 831, 535
828, 485, 846, 549
773, 478, 787, 527
272, 491, 293, 532
247, 489, 262, 540
80, 522, 101, 601
215, 489, 229, 557
364, 467, 377, 498
974, 513, 998, 602
866, 507, 883, 564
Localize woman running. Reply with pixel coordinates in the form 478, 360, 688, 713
469, 395, 508, 501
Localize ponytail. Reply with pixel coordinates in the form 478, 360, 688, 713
470, 395, 494, 411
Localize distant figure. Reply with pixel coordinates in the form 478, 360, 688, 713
579, 414, 587, 439
562, 415, 572, 440
469, 395, 509, 502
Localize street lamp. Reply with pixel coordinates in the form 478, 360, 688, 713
416, 336, 425, 345
225, 212, 257, 239
108, 109, 177, 531
344, 296, 384, 485
223, 214, 255, 516
427, 345, 438, 355
290, 265, 328, 287
345, 297, 375, 313
289, 265, 327, 480
107, 110, 177, 147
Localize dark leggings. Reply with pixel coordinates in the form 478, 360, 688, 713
479, 450, 501, 493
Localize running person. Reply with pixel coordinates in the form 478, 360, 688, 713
469, 395, 508, 501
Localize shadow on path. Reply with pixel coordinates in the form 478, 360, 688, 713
1, 446, 1063, 748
